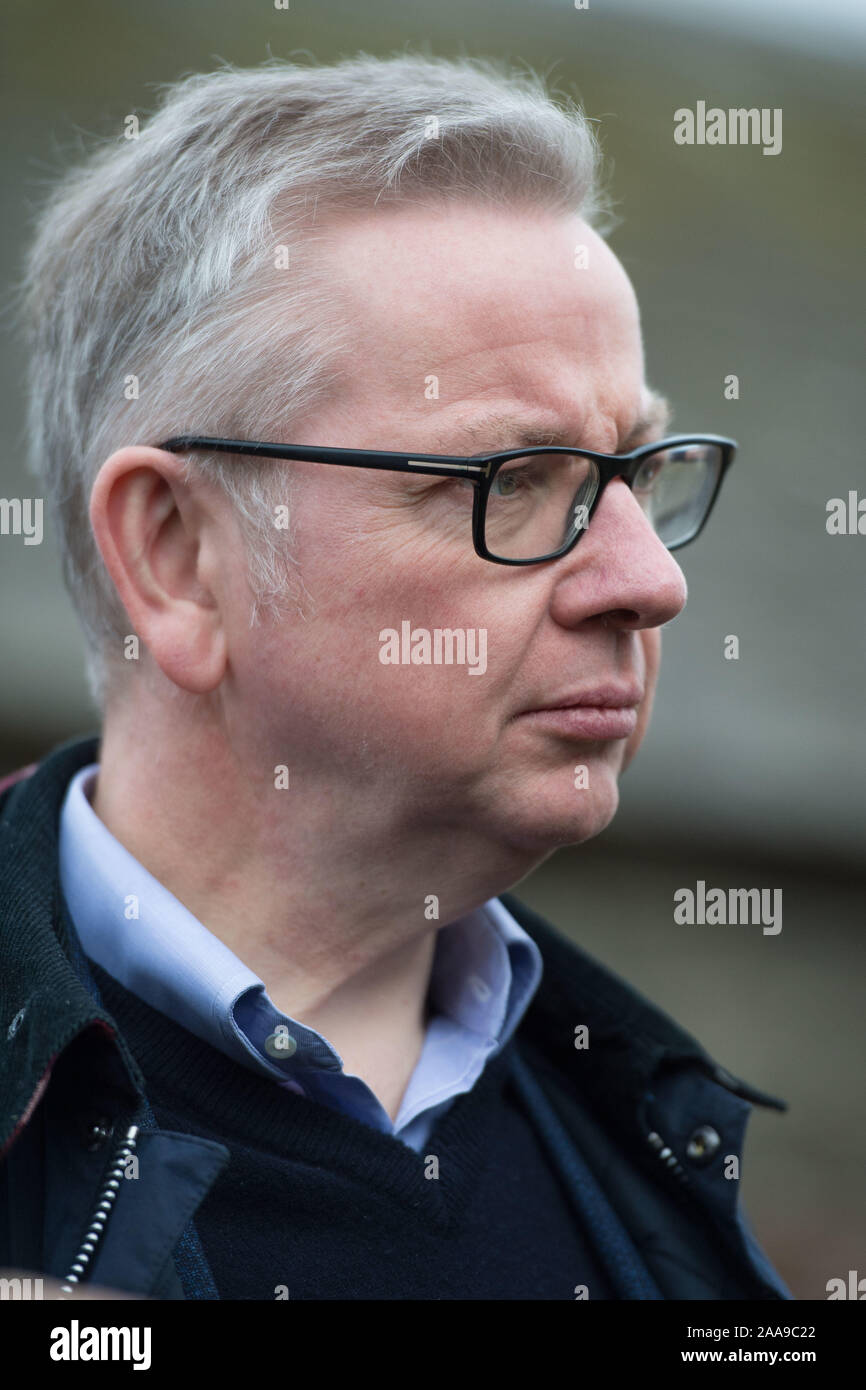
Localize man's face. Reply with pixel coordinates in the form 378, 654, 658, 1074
223, 203, 687, 857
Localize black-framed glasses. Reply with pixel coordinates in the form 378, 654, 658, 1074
157, 432, 736, 566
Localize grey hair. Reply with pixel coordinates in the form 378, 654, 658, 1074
15, 51, 609, 711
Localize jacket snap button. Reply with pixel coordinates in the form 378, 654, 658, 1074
81, 1116, 114, 1152
265, 1029, 297, 1059
685, 1124, 721, 1164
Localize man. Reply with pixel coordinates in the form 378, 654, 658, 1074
0, 53, 791, 1300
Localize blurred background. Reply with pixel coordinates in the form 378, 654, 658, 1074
1, 0, 863, 1299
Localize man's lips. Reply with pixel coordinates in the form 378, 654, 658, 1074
514, 685, 645, 741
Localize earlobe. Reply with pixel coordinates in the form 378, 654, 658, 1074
155, 615, 228, 695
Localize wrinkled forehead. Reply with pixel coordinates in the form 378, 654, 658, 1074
316, 202, 645, 443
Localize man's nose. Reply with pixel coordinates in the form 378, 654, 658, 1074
547, 477, 688, 631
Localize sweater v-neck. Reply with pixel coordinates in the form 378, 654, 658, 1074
91, 960, 519, 1228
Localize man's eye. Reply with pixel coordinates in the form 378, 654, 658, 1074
634, 457, 664, 490
491, 464, 540, 498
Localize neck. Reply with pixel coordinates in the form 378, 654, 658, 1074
91, 692, 531, 1118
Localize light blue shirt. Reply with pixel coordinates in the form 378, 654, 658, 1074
58, 763, 543, 1153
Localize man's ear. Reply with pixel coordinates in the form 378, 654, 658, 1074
89, 445, 228, 694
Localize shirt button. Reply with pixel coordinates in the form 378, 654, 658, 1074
265, 1028, 297, 1059
685, 1124, 721, 1165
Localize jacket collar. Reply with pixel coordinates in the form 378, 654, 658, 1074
502, 889, 786, 1148
0, 733, 786, 1159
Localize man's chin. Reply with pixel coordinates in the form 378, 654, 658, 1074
499, 781, 621, 856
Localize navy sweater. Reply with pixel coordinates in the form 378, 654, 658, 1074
91, 960, 617, 1300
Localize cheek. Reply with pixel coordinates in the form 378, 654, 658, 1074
622, 630, 661, 770
642, 628, 662, 693
331, 575, 532, 765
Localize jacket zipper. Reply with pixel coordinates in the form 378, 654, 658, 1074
58, 1124, 139, 1296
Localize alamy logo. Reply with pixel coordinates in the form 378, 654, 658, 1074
49, 1320, 151, 1370
379, 621, 487, 675
826, 492, 866, 534
674, 880, 782, 935
0, 1275, 43, 1299
0, 497, 43, 544
674, 102, 782, 156
826, 1270, 866, 1299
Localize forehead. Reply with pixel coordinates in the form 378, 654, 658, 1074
429, 390, 672, 454
318, 201, 646, 448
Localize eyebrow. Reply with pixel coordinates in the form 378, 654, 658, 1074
438, 389, 674, 455
618, 392, 674, 451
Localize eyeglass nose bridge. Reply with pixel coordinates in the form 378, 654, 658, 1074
561, 446, 712, 559
573, 459, 652, 545
560, 460, 623, 556
563, 437, 736, 560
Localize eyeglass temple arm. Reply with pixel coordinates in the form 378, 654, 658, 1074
157, 435, 489, 480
